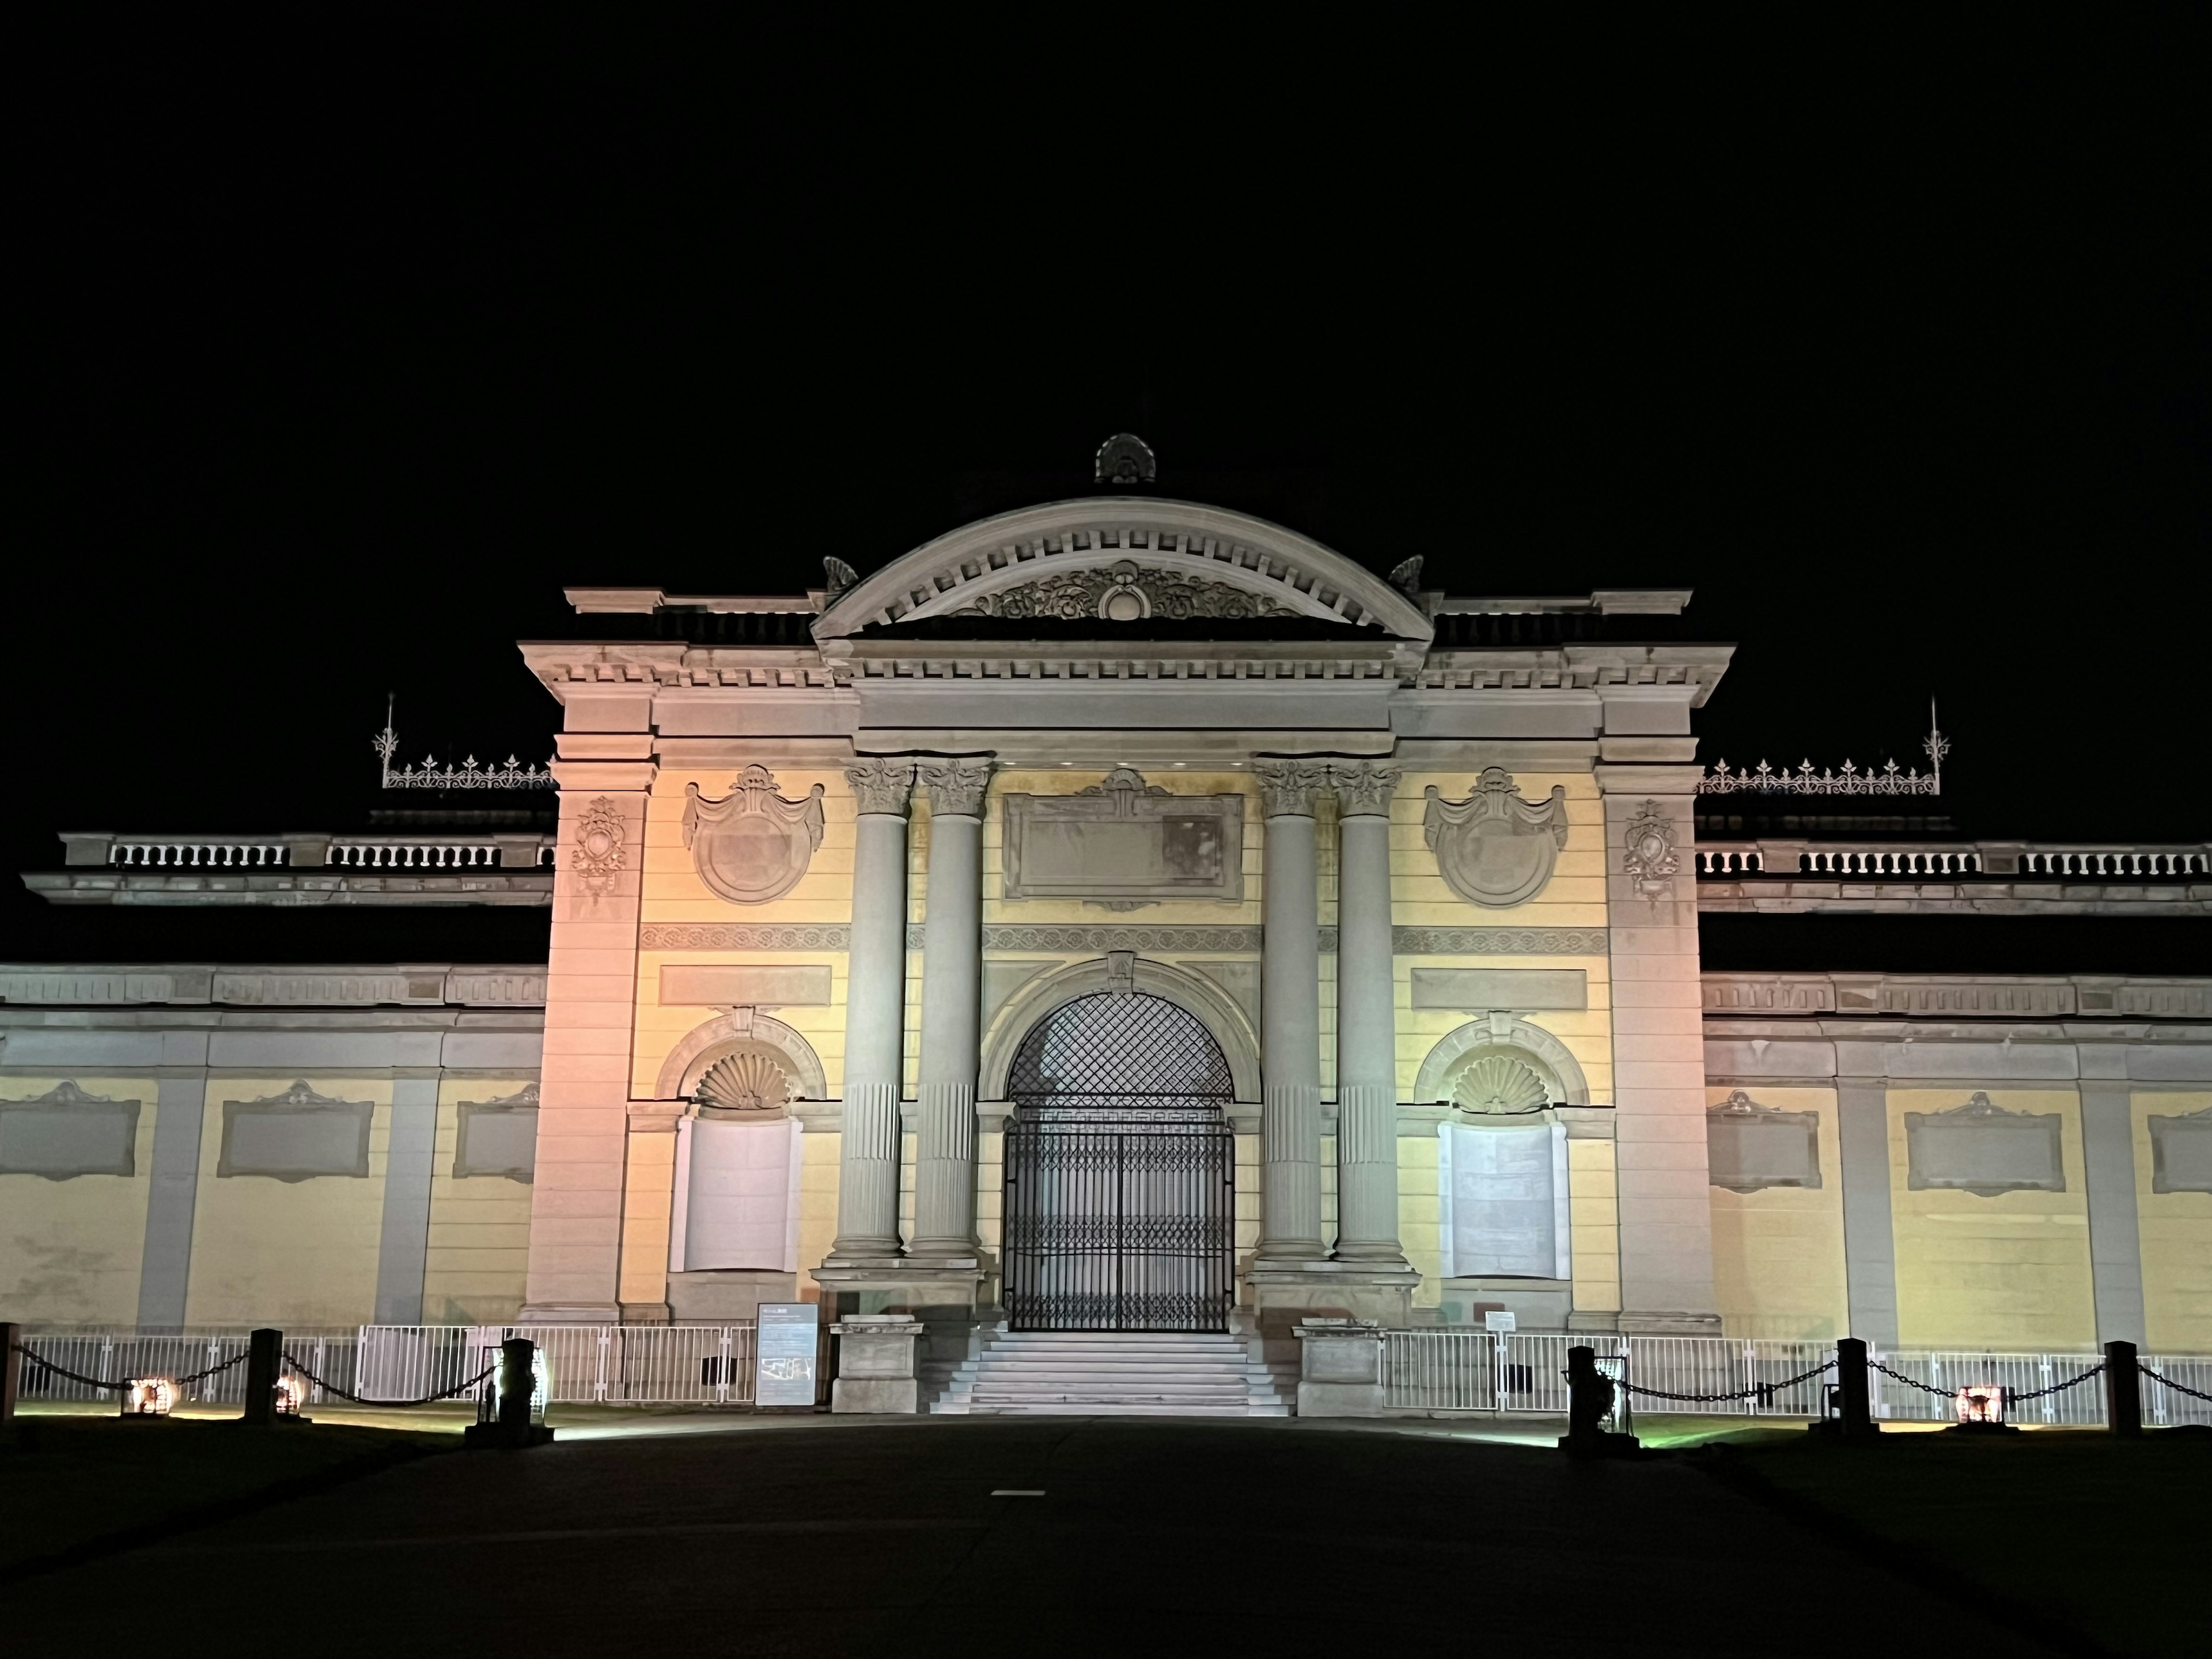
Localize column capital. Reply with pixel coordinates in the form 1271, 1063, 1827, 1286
846, 755, 917, 816
1252, 757, 1331, 818
918, 755, 995, 817
1329, 760, 1401, 818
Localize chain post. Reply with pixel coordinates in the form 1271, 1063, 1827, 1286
241, 1328, 282, 1425
1831, 1337, 1877, 1437
1559, 1343, 1639, 1457
1, 1321, 20, 1431
2104, 1340, 2141, 1437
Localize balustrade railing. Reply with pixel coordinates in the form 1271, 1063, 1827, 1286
84, 832, 556, 870
1697, 840, 2208, 880
111, 841, 288, 869
328, 840, 502, 869
2021, 849, 2210, 877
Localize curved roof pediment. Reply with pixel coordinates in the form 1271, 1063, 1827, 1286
813, 498, 1433, 642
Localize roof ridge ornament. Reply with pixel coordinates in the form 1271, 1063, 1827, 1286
1094, 433, 1157, 487
373, 698, 552, 791
823, 556, 859, 600
1699, 700, 1949, 797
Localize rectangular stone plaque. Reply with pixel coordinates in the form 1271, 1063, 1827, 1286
2149, 1106, 2212, 1194
1904, 1093, 2065, 1196
659, 964, 833, 1007
1437, 1120, 1570, 1279
1001, 771, 1244, 905
672, 1116, 802, 1273
1411, 968, 1588, 1012
1706, 1093, 1822, 1192
756, 1301, 820, 1407
0, 1088, 140, 1179
219, 1090, 374, 1181
455, 1097, 539, 1182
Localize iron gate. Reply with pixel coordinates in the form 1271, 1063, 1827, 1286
1001, 992, 1237, 1333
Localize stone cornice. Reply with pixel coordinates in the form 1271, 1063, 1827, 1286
0, 963, 549, 1007
24, 870, 554, 908
1702, 971, 2212, 1022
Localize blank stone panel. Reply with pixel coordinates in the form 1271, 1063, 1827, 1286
2149, 1105, 2212, 1194
1904, 1092, 2065, 1196
0, 1085, 141, 1179
218, 1085, 374, 1181
1705, 1092, 1821, 1192
456, 1097, 540, 1182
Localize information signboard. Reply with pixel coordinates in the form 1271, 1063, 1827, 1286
755, 1302, 819, 1408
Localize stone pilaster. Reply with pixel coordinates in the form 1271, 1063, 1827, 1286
1329, 762, 1408, 1269
1836, 1077, 1901, 1347
827, 756, 914, 1264
1253, 759, 1328, 1264
134, 1067, 207, 1328
1596, 767, 1721, 1333
910, 756, 993, 1261
373, 1075, 440, 1325
524, 771, 652, 1321
2079, 1073, 2148, 1346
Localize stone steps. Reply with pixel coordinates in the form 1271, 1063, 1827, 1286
930, 1329, 1297, 1416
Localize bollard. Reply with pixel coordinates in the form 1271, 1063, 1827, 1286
1, 1320, 20, 1434
465, 1336, 554, 1449
2104, 1340, 2141, 1437
241, 1327, 283, 1426
1830, 1336, 1877, 1437
1557, 1344, 1639, 1458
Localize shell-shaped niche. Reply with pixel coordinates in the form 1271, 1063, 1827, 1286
692, 1047, 795, 1115
1446, 1052, 1551, 1113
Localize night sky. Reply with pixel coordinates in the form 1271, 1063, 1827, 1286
10, 26, 2207, 971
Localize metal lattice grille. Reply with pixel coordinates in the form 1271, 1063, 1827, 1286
1004, 993, 1236, 1332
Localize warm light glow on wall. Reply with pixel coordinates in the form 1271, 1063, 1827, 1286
123, 1376, 176, 1416
1955, 1384, 2004, 1424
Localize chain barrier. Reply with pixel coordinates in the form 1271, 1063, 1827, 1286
281, 1352, 497, 1408
10, 1341, 249, 1393
2137, 1362, 2212, 1403
1868, 1358, 1954, 1397
2005, 1361, 2105, 1403
1617, 1358, 1836, 1404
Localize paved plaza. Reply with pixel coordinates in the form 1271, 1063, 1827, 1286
9, 1418, 2066, 1656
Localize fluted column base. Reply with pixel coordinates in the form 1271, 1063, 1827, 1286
1256, 1080, 1325, 1262
909, 1080, 978, 1259
1332, 1082, 1408, 1264
826, 1081, 903, 1262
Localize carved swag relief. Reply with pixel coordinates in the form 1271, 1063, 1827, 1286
1422, 768, 1569, 908
684, 765, 826, 904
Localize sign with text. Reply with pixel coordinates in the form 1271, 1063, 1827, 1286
755, 1302, 820, 1407
1484, 1310, 1517, 1334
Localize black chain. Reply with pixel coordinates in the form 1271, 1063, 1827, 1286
281, 1352, 498, 1407
1619, 1359, 1836, 1404
1868, 1358, 1954, 1397
2005, 1361, 2105, 1403
13, 1342, 247, 1392
2137, 1363, 2212, 1403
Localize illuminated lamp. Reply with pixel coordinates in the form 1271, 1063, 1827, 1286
1955, 1384, 2004, 1425
272, 1374, 306, 1416
121, 1376, 177, 1418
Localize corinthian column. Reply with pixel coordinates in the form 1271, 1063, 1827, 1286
910, 756, 993, 1260
828, 756, 914, 1263
1254, 758, 1328, 1263
1330, 760, 1407, 1264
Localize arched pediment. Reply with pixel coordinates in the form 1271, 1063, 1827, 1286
814, 498, 1433, 642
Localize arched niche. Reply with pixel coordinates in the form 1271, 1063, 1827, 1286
654, 1010, 828, 1103
979, 955, 1261, 1103
1414, 1016, 1592, 1108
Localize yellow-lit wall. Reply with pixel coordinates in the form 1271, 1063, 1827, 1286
421, 1078, 537, 1324
1706, 1086, 1847, 1341
1888, 1088, 2095, 1352
184, 1078, 392, 1327
2137, 1092, 2212, 1353
0, 1076, 154, 1324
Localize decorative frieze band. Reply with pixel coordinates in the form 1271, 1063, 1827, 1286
637, 922, 1608, 956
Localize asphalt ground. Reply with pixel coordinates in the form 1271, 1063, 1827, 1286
3, 1413, 2073, 1658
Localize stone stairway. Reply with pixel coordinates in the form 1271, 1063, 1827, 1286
931, 1328, 1296, 1416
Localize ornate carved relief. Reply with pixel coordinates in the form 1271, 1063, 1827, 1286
691, 1048, 797, 1117
454, 1084, 539, 1183
683, 766, 825, 904
1445, 1052, 1552, 1113
955, 559, 1297, 624
219, 1081, 374, 1181
1623, 801, 1681, 900
1330, 760, 1400, 818
0, 1080, 141, 1180
1422, 768, 1569, 908
571, 796, 626, 897
1904, 1092, 2066, 1196
920, 756, 994, 817
845, 756, 916, 817
1253, 759, 1331, 819
1001, 768, 1243, 907
2148, 1104, 2212, 1194
1706, 1089, 1823, 1193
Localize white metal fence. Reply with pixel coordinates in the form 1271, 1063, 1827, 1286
18, 1323, 763, 1410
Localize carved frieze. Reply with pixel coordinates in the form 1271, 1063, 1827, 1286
1623, 801, 1681, 900
571, 796, 626, 897
1706, 1089, 1823, 1194
955, 558, 1296, 624
1253, 759, 1330, 819
1422, 768, 1569, 908
0, 1080, 141, 1180
634, 921, 1608, 955
683, 766, 826, 905
921, 756, 995, 817
1001, 768, 1243, 907
846, 756, 916, 817
1330, 760, 1400, 819
2149, 1104, 2212, 1194
1904, 1092, 2066, 1197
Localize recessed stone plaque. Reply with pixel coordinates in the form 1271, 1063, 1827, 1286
658, 964, 834, 1007
1437, 1120, 1570, 1278
1904, 1092, 2065, 1197
0, 1081, 140, 1180
1001, 768, 1243, 907
1411, 968, 1587, 1012
2149, 1104, 2212, 1194
219, 1081, 374, 1181
455, 1086, 539, 1183
1706, 1090, 1822, 1193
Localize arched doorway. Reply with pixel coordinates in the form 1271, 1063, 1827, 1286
1002, 991, 1237, 1332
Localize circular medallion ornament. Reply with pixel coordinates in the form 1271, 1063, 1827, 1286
684, 766, 827, 905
